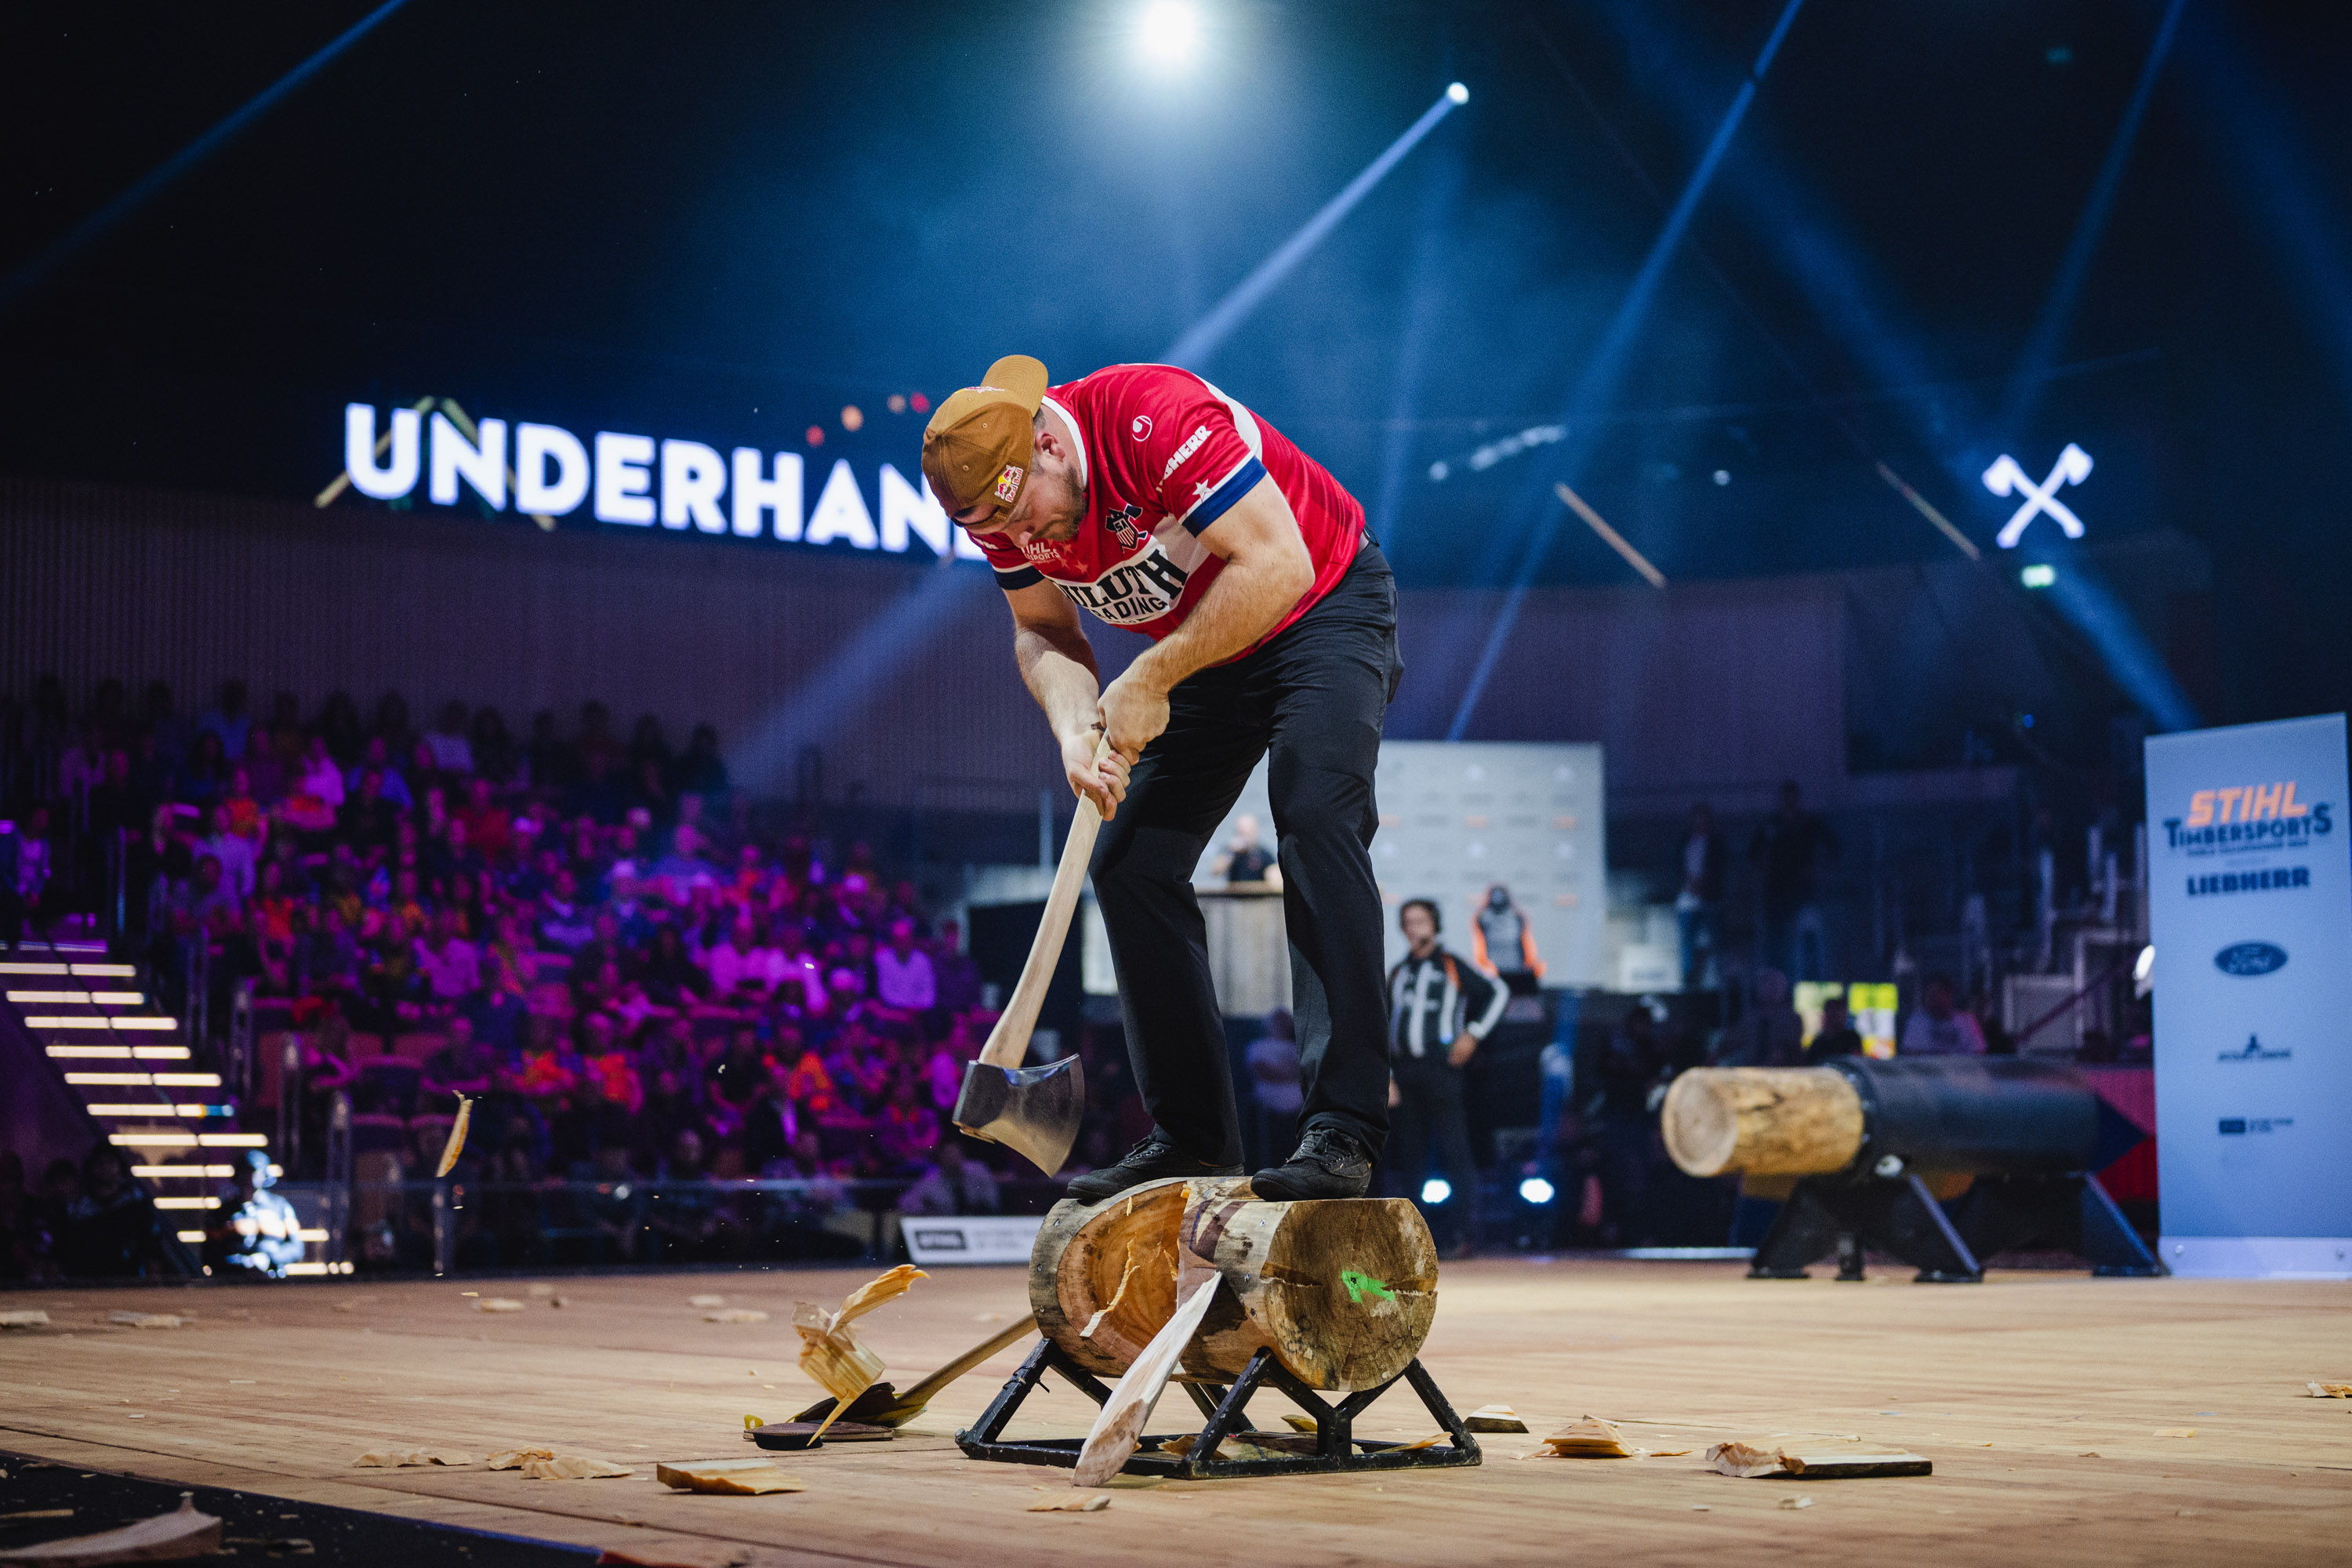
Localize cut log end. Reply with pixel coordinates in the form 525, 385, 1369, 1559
1662, 1066, 1864, 1178
1032, 1177, 1196, 1375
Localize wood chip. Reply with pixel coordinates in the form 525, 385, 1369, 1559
106, 1311, 186, 1330
474, 1298, 526, 1313
654, 1459, 805, 1495
687, 1294, 727, 1308
1026, 1492, 1111, 1512
485, 1449, 555, 1470
1706, 1441, 1791, 1478
703, 1310, 769, 1324
520, 1456, 633, 1480
1463, 1403, 1528, 1433
354, 1450, 473, 1468
2308, 1383, 2352, 1399
434, 1095, 473, 1177
0, 1495, 219, 1566
0, 1309, 52, 1330
1780, 1495, 1814, 1510
1540, 1417, 1639, 1458
2155, 1428, 2198, 1438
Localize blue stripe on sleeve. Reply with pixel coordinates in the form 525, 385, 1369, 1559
1182, 457, 1266, 535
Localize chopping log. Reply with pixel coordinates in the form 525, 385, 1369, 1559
1176, 1192, 1437, 1392
1661, 1057, 2159, 1280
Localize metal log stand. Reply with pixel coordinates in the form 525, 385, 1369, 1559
1747, 1058, 2163, 1283
957, 1338, 1481, 1479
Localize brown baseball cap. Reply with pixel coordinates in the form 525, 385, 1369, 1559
920, 354, 1048, 521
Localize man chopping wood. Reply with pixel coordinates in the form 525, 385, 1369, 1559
921, 355, 1400, 1203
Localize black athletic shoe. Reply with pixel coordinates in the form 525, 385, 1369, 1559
1065, 1137, 1244, 1205
1249, 1127, 1375, 1201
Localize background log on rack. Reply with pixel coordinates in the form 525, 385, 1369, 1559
1661, 1066, 1865, 1178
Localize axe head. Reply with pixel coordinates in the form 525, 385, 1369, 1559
2056, 441, 2093, 484
953, 1055, 1085, 1176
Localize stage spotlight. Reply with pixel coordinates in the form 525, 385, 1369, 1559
1519, 1176, 1556, 1206
1446, 82, 1469, 104
1134, 1, 1203, 70
1711, 469, 1730, 485
2020, 563, 2056, 589
1421, 1178, 1453, 1206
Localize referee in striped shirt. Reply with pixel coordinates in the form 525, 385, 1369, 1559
1387, 898, 1508, 1255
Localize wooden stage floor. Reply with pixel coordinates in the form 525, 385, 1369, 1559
3, 1260, 2347, 1566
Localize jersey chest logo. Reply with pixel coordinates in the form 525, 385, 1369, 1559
1104, 503, 1145, 550
1056, 540, 1192, 627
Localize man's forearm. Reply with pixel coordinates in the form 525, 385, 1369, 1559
1131, 549, 1312, 694
1014, 622, 1102, 739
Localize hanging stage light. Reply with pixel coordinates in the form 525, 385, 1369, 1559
1421, 1178, 1454, 1206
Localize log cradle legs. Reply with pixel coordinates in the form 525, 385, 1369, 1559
956, 1338, 1480, 1479
961, 1178, 1481, 1479
1747, 1170, 2163, 1283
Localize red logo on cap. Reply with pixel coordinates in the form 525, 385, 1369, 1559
993, 465, 1024, 504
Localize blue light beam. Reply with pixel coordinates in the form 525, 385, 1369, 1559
0, 0, 413, 317
1445, 0, 1806, 741
1163, 86, 1467, 369
1996, 0, 2188, 439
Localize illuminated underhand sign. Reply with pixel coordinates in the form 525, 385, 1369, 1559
1983, 442, 2092, 548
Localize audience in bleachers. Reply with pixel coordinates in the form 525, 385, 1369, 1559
2, 677, 1015, 1271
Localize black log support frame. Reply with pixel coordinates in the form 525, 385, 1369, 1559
1748, 1170, 2163, 1283
956, 1338, 1482, 1479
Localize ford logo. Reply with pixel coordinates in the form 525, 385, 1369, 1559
2213, 942, 2287, 977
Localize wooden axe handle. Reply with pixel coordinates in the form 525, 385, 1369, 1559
978, 736, 1113, 1071
895, 1313, 1040, 1407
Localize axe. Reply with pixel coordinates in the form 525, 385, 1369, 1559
950, 739, 1109, 1174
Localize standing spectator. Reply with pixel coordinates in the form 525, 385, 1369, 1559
1385, 899, 1504, 1257
931, 920, 984, 1013
525, 710, 576, 790
677, 722, 728, 803
1674, 801, 1729, 992
1471, 884, 1544, 992
1748, 780, 1839, 982
895, 1139, 1000, 1215
1214, 814, 1278, 887
1587, 1001, 1671, 1247
1245, 1007, 1305, 1167
415, 909, 482, 1005
201, 804, 257, 904
1712, 967, 1805, 1067
1809, 993, 1867, 1058
425, 700, 474, 775
873, 918, 937, 1014
197, 678, 252, 761
1900, 974, 1987, 1057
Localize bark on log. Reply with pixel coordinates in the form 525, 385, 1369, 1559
1175, 1192, 1438, 1392
1661, 1066, 1865, 1178
1030, 1176, 1196, 1376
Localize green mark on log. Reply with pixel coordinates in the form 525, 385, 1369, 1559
1341, 1269, 1395, 1304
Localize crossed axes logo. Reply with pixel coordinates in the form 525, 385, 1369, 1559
1983, 442, 2092, 549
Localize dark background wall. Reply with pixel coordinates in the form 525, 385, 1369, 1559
0, 475, 2205, 815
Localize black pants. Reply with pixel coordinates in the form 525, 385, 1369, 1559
1092, 543, 1402, 1167
1386, 1051, 1479, 1221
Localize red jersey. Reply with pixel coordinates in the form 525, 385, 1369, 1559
978, 364, 1365, 649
